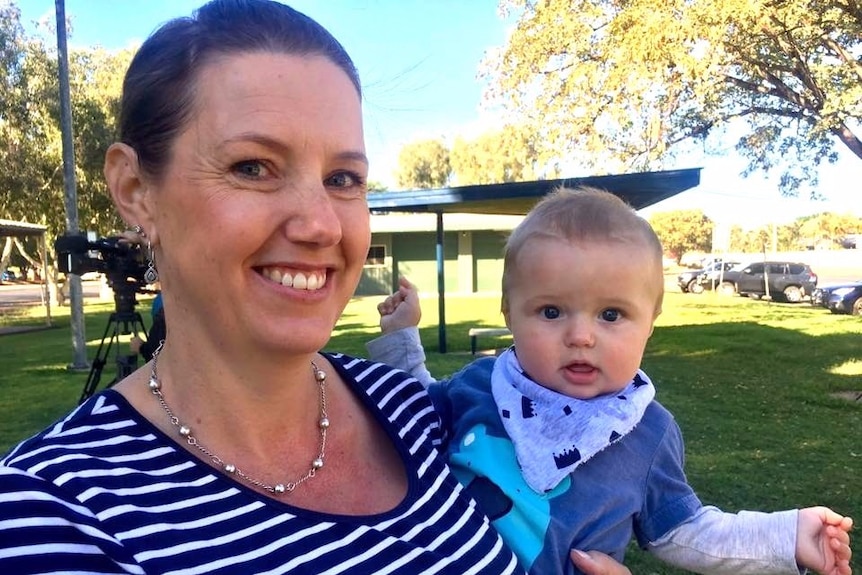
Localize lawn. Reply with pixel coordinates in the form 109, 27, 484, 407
1, 290, 859, 573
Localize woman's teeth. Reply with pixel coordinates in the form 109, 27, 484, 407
262, 268, 325, 291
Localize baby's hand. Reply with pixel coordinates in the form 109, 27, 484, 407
796, 506, 853, 575
570, 550, 631, 575
378, 277, 422, 334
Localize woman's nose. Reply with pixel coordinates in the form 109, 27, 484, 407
282, 182, 342, 246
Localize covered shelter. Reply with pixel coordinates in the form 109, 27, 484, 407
0, 218, 52, 328
367, 168, 701, 352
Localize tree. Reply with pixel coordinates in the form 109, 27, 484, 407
450, 123, 558, 185
797, 212, 862, 248
394, 139, 451, 189
0, 3, 132, 278
648, 209, 713, 263
367, 180, 389, 193
728, 224, 747, 253
724, 211, 862, 252
733, 226, 774, 253
485, 0, 862, 195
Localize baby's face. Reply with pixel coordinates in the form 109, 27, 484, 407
503, 237, 661, 399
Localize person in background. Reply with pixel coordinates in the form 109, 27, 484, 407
0, 2, 632, 574
129, 291, 164, 361
368, 187, 854, 575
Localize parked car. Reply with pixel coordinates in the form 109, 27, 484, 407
678, 260, 739, 294
840, 234, 860, 249
1, 269, 16, 282
813, 281, 862, 315
812, 284, 842, 308
812, 286, 828, 308
708, 261, 818, 303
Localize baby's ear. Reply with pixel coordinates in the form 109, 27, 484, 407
650, 306, 662, 337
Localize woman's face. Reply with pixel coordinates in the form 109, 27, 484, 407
150, 52, 369, 355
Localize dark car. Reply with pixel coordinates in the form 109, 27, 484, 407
710, 261, 818, 303
677, 260, 738, 294
840, 234, 860, 249
812, 283, 845, 308
815, 281, 862, 315
811, 286, 830, 308
1, 269, 16, 282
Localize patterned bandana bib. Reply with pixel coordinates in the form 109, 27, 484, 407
491, 348, 655, 493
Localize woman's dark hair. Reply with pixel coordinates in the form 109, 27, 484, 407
119, 0, 361, 180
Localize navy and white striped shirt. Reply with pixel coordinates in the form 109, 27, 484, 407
0, 354, 521, 574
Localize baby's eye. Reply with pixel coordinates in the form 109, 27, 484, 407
541, 306, 561, 320
600, 309, 621, 322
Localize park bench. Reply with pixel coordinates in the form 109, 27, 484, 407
468, 327, 512, 355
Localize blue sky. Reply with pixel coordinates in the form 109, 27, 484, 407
17, 0, 862, 229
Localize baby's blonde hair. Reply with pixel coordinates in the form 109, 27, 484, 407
501, 186, 664, 314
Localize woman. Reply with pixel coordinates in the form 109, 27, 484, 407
0, 2, 629, 573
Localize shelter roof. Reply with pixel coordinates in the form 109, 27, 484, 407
368, 168, 701, 215
0, 219, 48, 237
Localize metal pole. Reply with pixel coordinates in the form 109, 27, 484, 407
40, 235, 52, 326
436, 212, 447, 354
55, 0, 88, 369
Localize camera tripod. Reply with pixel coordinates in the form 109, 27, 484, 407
78, 291, 149, 404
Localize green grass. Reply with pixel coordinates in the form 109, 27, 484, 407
1, 291, 860, 573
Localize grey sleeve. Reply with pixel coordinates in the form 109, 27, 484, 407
365, 327, 436, 387
649, 506, 802, 575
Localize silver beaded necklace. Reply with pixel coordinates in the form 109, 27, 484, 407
148, 343, 330, 495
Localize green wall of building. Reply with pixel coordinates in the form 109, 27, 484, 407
356, 229, 510, 297
392, 232, 459, 294
472, 231, 507, 292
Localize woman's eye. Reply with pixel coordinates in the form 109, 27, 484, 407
232, 160, 268, 179
325, 171, 365, 189
541, 306, 561, 320
600, 309, 621, 322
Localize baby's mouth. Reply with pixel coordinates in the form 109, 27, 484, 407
260, 267, 327, 291
566, 361, 596, 373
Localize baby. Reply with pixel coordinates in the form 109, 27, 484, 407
368, 186, 853, 575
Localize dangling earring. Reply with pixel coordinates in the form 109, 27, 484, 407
132, 225, 159, 284
144, 239, 159, 284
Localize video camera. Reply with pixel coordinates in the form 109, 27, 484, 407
55, 232, 152, 315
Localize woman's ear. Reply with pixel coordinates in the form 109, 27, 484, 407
104, 143, 153, 231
